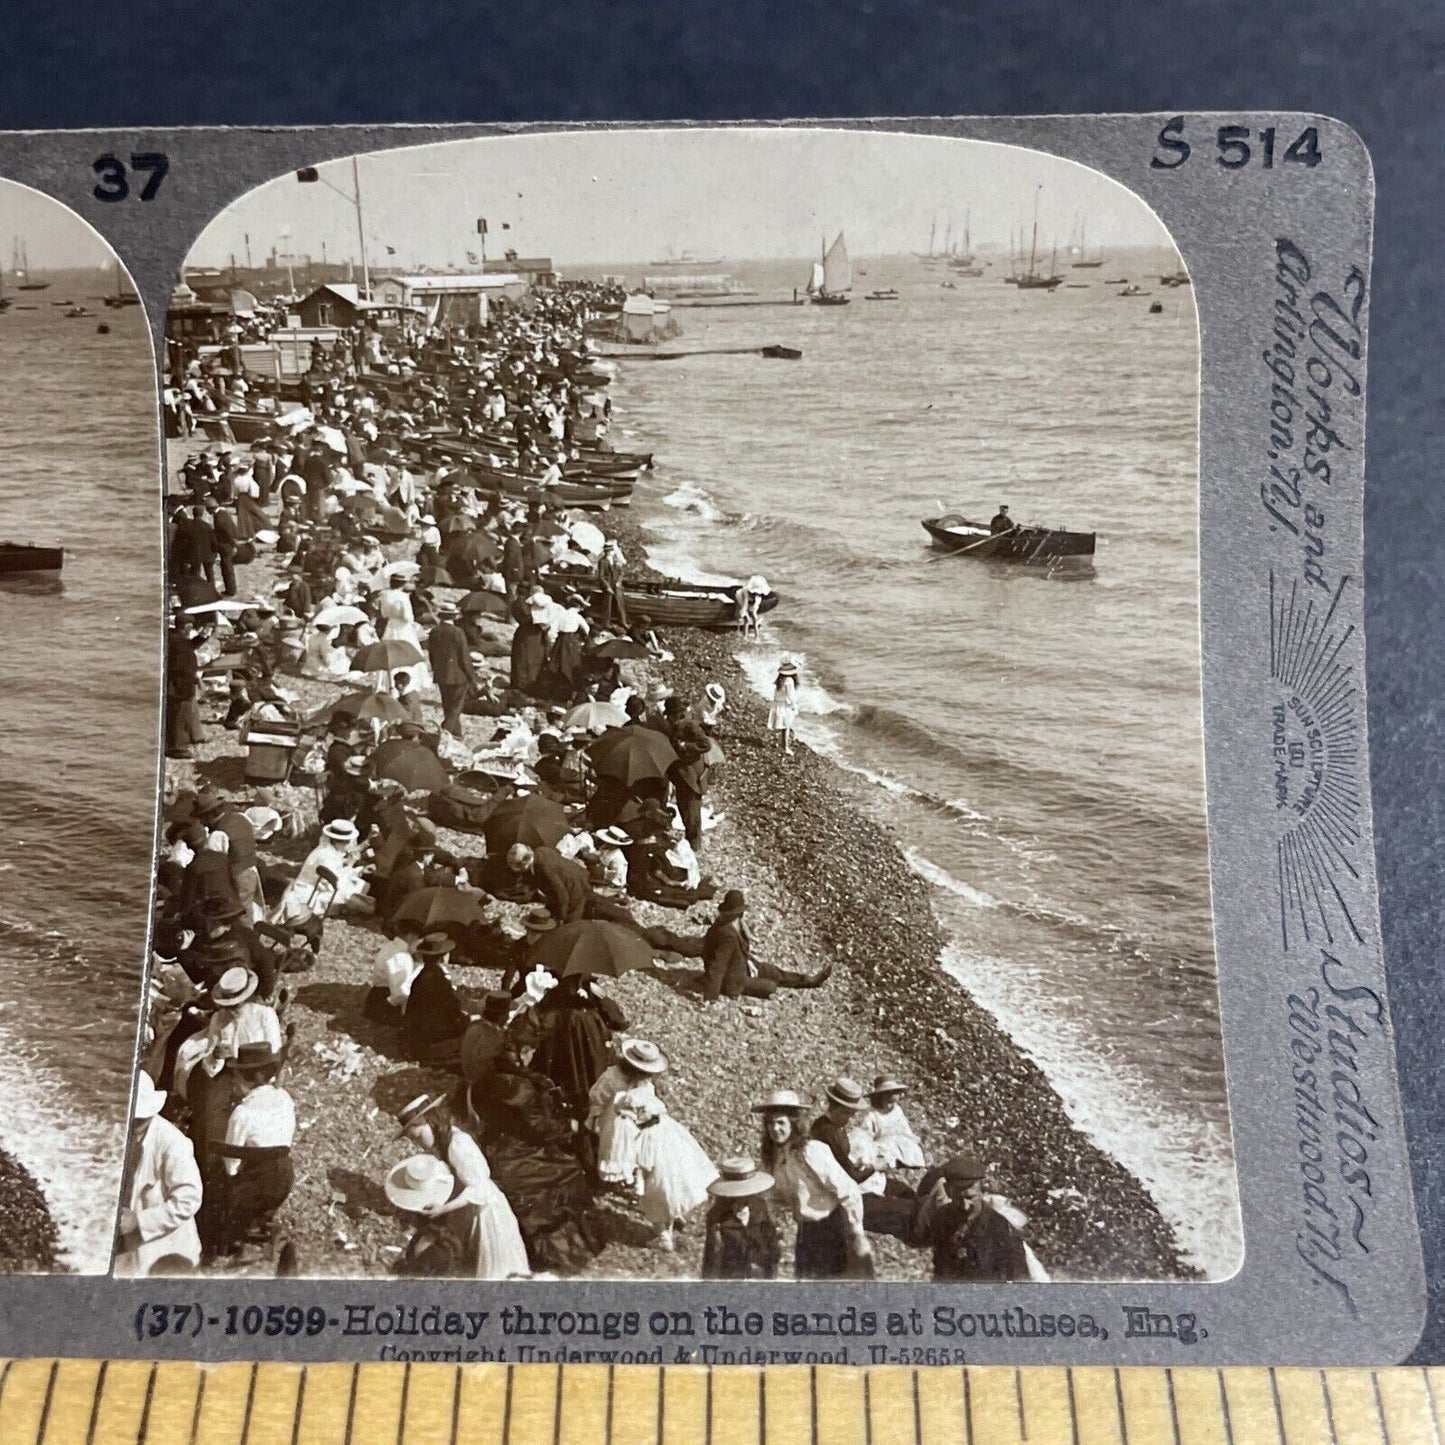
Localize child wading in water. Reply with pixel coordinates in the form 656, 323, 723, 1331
768, 657, 800, 757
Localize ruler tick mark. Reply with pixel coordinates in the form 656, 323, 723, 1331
449, 1366, 461, 1445
1217, 1369, 1235, 1445
1015, 1367, 1027, 1440
240, 1360, 258, 1445
188, 1367, 206, 1445
961, 1368, 972, 1445
1067, 1370, 1080, 1445
1320, 1371, 1340, 1445
1164, 1368, 1181, 1445
291, 1367, 307, 1445
1114, 1368, 1129, 1445
912, 1369, 922, 1445
136, 1362, 159, 1445
85, 1360, 108, 1445
34, 1360, 56, 1445
503, 1364, 515, 1445
344, 1362, 360, 1445
398, 1362, 412, 1445
553, 1362, 564, 1445
1269, 1368, 1286, 1445
606, 1363, 615, 1445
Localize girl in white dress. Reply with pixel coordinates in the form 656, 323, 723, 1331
850, 1076, 927, 1172
597, 1040, 718, 1249
767, 658, 800, 756
396, 1094, 530, 1279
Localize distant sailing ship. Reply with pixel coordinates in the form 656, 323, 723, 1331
12, 240, 49, 291
806, 232, 852, 305
947, 212, 983, 276
1069, 215, 1105, 269
102, 261, 140, 308
1013, 188, 1063, 291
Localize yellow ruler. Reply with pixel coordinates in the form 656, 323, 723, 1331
0, 1363, 1441, 1444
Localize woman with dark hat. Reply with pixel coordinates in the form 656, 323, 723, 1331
754, 1089, 872, 1280
528, 972, 629, 1117
701, 1157, 780, 1279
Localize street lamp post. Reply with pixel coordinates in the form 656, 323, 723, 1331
296, 161, 370, 297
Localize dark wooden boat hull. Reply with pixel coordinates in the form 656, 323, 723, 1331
546, 575, 780, 629
922, 516, 1094, 567
0, 545, 63, 574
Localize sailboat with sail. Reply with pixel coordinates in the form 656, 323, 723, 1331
101, 260, 140, 309
12, 240, 50, 291
807, 232, 852, 306
1014, 188, 1064, 291
947, 211, 983, 276
1070, 216, 1104, 269
914, 215, 939, 261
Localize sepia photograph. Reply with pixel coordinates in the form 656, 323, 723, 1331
0, 178, 158, 1272
138, 126, 1239, 1285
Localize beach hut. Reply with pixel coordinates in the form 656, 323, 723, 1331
620, 293, 675, 343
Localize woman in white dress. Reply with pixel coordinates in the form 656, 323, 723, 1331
395, 1093, 530, 1279
374, 577, 432, 690
767, 658, 800, 757
597, 1039, 718, 1249
272, 818, 372, 926
300, 624, 351, 681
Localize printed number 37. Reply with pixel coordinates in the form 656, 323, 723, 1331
93, 153, 169, 202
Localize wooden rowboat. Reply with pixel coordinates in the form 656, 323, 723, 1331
546, 575, 780, 629
0, 543, 63, 574
922, 514, 1095, 568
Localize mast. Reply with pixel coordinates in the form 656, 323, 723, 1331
928, 216, 937, 257
943, 217, 952, 255
1028, 186, 1040, 278
963, 211, 971, 262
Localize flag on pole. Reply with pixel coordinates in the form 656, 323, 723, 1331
476, 218, 488, 235
502, 222, 511, 230
385, 245, 396, 255
466, 251, 479, 265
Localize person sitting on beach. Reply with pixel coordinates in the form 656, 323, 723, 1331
911, 1153, 1035, 1282
363, 927, 423, 1027
701, 1157, 780, 1280
809, 1078, 917, 1239
200, 1041, 296, 1260
115, 1073, 203, 1278
401, 933, 472, 1067
851, 1076, 927, 1173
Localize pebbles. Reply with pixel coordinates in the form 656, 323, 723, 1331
0, 1147, 60, 1272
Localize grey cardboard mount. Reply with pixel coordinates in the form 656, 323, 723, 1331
0, 117, 1421, 1364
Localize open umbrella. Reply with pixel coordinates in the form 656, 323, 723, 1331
589, 725, 677, 786
371, 740, 450, 793
352, 638, 426, 671
459, 590, 511, 618
564, 700, 628, 734
588, 637, 652, 662
309, 689, 412, 726
184, 598, 251, 616
481, 794, 571, 851
392, 886, 491, 934
525, 919, 654, 980
311, 604, 370, 628
451, 533, 499, 567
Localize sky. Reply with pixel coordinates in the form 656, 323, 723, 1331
186, 127, 1178, 273
0, 177, 125, 271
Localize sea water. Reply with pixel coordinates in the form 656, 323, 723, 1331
0, 297, 158, 1270
599, 252, 1243, 1277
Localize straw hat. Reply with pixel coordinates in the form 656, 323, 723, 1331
394, 1092, 448, 1138
211, 967, 258, 1009
134, 1073, 166, 1120
750, 1089, 807, 1115
824, 1077, 868, 1110
384, 1154, 456, 1214
620, 1038, 668, 1075
322, 818, 360, 845
745, 575, 770, 595
593, 825, 632, 848
707, 1156, 775, 1200
776, 657, 800, 677
703, 682, 726, 706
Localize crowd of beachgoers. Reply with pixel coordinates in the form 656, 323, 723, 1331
123, 276, 1184, 1285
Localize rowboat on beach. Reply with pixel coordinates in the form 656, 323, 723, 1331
546, 575, 780, 629
921, 514, 1095, 568
0, 542, 63, 574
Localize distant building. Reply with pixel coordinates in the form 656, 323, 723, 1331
618, 293, 675, 343
370, 272, 526, 325
289, 283, 408, 329
484, 250, 557, 286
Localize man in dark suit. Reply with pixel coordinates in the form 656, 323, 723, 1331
210, 502, 239, 596
913, 1154, 1031, 1282
425, 601, 478, 737
170, 505, 216, 588
810, 1077, 916, 1238
697, 890, 830, 1002
166, 619, 202, 759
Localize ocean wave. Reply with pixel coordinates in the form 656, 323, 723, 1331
902, 848, 1001, 909
660, 480, 728, 525
936, 941, 1241, 1278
